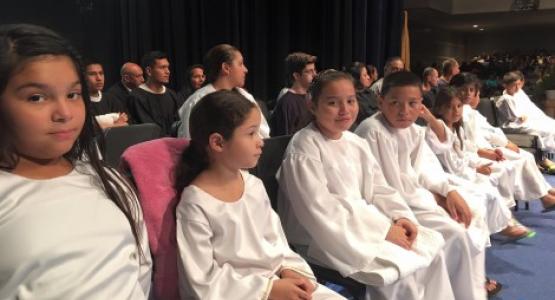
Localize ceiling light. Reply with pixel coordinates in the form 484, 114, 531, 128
479, 28, 484, 31
473, 24, 479, 28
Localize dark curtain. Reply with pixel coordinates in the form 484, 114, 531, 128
0, 0, 403, 103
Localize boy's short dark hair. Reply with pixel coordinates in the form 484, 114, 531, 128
141, 51, 168, 70
449, 72, 481, 90
285, 52, 317, 86
502, 72, 520, 85
381, 71, 422, 96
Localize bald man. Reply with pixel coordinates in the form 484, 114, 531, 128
105, 62, 145, 117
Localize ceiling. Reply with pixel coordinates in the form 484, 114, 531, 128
407, 7, 555, 33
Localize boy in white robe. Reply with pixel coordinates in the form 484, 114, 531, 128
356, 71, 493, 300
496, 71, 555, 153
450, 72, 555, 212
278, 70, 454, 300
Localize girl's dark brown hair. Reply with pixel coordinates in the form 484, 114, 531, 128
432, 86, 464, 149
175, 89, 256, 193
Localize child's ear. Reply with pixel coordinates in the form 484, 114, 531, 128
221, 62, 231, 76
377, 95, 385, 111
208, 133, 225, 152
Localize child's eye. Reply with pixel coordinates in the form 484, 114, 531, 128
68, 92, 82, 100
28, 94, 45, 102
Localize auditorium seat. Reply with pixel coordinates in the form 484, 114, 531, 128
103, 123, 162, 168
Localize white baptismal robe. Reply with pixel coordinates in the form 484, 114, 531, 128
0, 162, 152, 299
463, 105, 551, 201
425, 120, 512, 233
277, 124, 446, 287
176, 171, 343, 300
496, 89, 555, 151
177, 84, 270, 138
356, 113, 489, 300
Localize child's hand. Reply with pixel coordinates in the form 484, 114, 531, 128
505, 141, 520, 153
440, 191, 472, 228
518, 115, 528, 123
115, 113, 129, 125
269, 278, 311, 300
494, 148, 505, 161
478, 149, 498, 161
395, 218, 418, 247
418, 104, 435, 123
386, 224, 412, 250
476, 163, 492, 175
280, 270, 315, 294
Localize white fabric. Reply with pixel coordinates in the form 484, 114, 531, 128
424, 120, 512, 233
176, 171, 343, 300
496, 89, 555, 151
95, 112, 120, 128
463, 105, 551, 201
277, 124, 451, 300
356, 113, 489, 300
90, 90, 102, 102
370, 78, 384, 95
177, 84, 270, 138
0, 162, 152, 299
139, 83, 166, 94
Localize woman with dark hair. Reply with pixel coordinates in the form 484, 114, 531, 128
177, 64, 205, 106
345, 62, 378, 129
177, 44, 270, 138
0, 24, 151, 298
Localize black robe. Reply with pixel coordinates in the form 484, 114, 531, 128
127, 87, 180, 136
89, 93, 126, 117
105, 82, 132, 114
269, 91, 311, 137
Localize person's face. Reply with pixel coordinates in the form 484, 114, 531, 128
369, 68, 379, 81
359, 67, 372, 88
148, 58, 170, 84
190, 67, 205, 90
226, 52, 248, 88
311, 79, 358, 139
0, 55, 85, 161
85, 63, 104, 94
505, 82, 519, 96
516, 78, 524, 90
456, 84, 477, 105
426, 69, 439, 87
440, 97, 463, 125
385, 60, 404, 76
222, 107, 264, 169
295, 63, 317, 89
452, 63, 460, 76
123, 65, 144, 89
378, 85, 422, 129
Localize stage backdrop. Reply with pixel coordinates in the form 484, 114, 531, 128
0, 0, 402, 104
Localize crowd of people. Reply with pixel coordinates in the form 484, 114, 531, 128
4, 23, 555, 300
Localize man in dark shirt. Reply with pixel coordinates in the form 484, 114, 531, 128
270, 52, 317, 136
127, 51, 179, 136
105, 62, 144, 115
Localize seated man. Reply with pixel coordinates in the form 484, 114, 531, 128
105, 62, 144, 116
85, 60, 128, 129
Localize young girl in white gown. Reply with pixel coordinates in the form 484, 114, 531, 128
0, 24, 151, 299
174, 90, 344, 299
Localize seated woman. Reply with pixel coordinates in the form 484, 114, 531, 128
175, 90, 344, 299
0, 24, 151, 298
345, 62, 379, 129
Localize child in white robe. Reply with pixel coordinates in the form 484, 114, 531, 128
0, 24, 151, 299
175, 90, 343, 299
424, 86, 532, 239
450, 72, 555, 213
356, 71, 495, 299
177, 44, 270, 139
278, 70, 454, 300
497, 71, 555, 154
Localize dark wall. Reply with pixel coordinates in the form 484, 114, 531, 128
1, 0, 403, 102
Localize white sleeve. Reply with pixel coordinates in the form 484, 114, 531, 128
425, 121, 455, 155
360, 143, 418, 224
496, 95, 519, 122
177, 98, 194, 138
176, 203, 273, 300
414, 140, 456, 197
476, 114, 508, 147
279, 153, 392, 276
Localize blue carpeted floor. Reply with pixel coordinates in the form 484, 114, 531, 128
325, 174, 555, 300
486, 174, 555, 300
